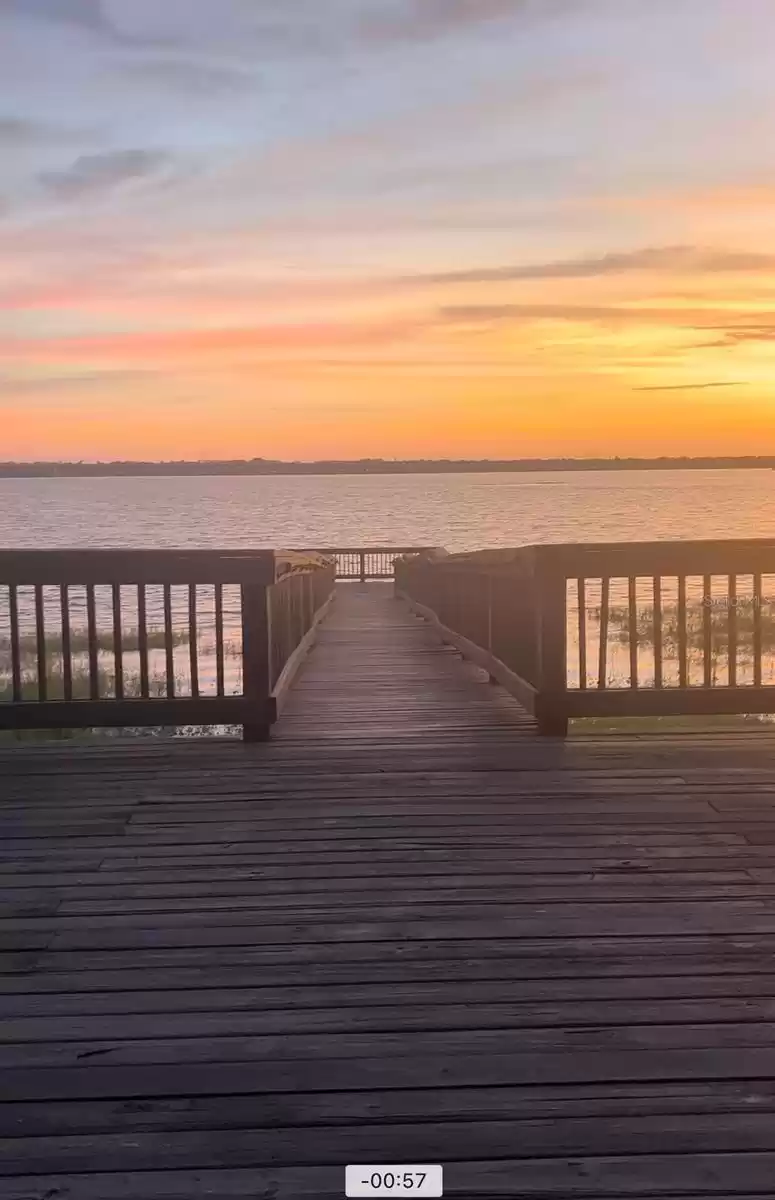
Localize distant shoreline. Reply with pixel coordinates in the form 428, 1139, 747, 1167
0, 457, 774, 478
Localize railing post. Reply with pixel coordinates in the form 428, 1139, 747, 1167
359, 550, 366, 583
533, 546, 569, 736
241, 556, 274, 742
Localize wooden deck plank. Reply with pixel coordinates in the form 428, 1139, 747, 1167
9, 994, 775, 1044
12, 971, 775, 1015
0, 1163, 765, 1200
7, 1079, 775, 1137
6, 1111, 775, 1175
16, 1021, 775, 1073
4, 584, 775, 1194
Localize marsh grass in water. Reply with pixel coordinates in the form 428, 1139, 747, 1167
0, 627, 190, 664
599, 598, 775, 669
0, 661, 173, 704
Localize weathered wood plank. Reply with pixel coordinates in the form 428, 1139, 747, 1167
5, 1111, 775, 1175
0, 1162, 767, 1200
4, 1079, 775, 1137
11, 895, 775, 937
9, 1046, 775, 1103
13, 1020, 775, 1071
7, 994, 775, 1043
11, 971, 775, 1015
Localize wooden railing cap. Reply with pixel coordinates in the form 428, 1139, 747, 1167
0, 548, 278, 585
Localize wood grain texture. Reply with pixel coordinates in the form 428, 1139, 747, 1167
3, 583, 775, 1195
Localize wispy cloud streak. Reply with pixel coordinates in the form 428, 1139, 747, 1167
415, 246, 775, 286
633, 381, 746, 392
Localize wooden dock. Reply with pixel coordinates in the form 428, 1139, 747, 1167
5, 583, 775, 1196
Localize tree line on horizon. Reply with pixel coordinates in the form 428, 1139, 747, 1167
0, 456, 774, 477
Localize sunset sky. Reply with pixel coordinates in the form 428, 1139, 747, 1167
2, 0, 775, 460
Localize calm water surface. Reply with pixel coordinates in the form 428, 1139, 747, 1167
1, 469, 774, 549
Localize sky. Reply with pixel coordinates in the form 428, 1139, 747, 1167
2, 0, 775, 460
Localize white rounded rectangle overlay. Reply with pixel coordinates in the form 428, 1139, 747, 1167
345, 1165, 443, 1197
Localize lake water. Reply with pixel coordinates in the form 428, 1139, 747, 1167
3, 469, 775, 712
1, 469, 775, 550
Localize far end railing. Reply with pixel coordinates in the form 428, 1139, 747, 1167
302, 547, 438, 581
0, 549, 335, 740
396, 540, 775, 735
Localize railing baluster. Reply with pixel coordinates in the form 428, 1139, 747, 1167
597, 577, 609, 690
293, 547, 432, 582
296, 575, 302, 642
61, 584, 72, 701
304, 572, 313, 634
35, 583, 47, 701
189, 583, 199, 698
753, 572, 763, 687
286, 578, 294, 666
282, 583, 288, 681
272, 584, 281, 685
628, 576, 638, 688
703, 573, 712, 687
577, 578, 587, 690
163, 583, 175, 698
653, 576, 662, 689
280, 583, 288, 687
678, 575, 687, 688
138, 584, 149, 698
112, 583, 123, 700
9, 584, 21, 702
215, 583, 225, 697
728, 574, 737, 688
87, 583, 99, 700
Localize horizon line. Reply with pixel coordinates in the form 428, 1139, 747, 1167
2, 454, 775, 473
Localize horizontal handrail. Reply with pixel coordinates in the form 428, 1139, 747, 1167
527, 538, 775, 579
396, 539, 775, 735
0, 550, 335, 740
0, 549, 277, 586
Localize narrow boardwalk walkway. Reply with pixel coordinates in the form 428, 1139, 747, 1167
276, 582, 538, 750
4, 586, 775, 1196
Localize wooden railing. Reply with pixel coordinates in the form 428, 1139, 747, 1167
302, 547, 438, 581
267, 553, 336, 720
0, 550, 335, 740
395, 548, 554, 728
396, 540, 775, 735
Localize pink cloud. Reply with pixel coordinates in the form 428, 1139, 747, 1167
0, 316, 426, 365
